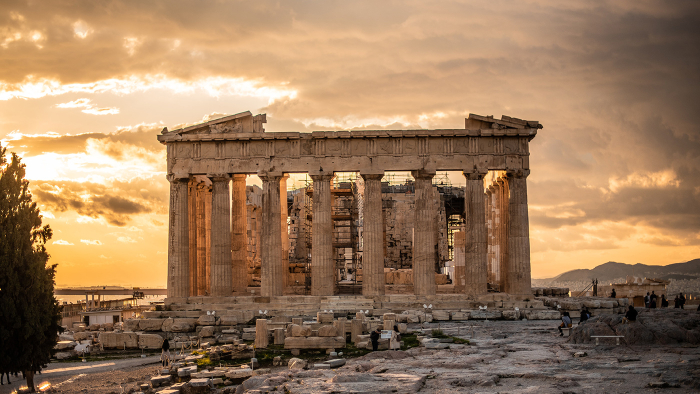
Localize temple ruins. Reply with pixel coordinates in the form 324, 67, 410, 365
157, 111, 542, 314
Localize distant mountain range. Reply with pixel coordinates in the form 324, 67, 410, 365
546, 259, 700, 282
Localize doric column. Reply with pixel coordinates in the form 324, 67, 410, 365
491, 183, 501, 288
463, 170, 488, 296
485, 187, 494, 285
360, 173, 385, 296
505, 170, 532, 295
412, 170, 436, 296
188, 179, 197, 296
280, 174, 290, 288
231, 174, 248, 294
167, 174, 190, 298
205, 185, 212, 294
259, 172, 284, 297
310, 173, 334, 296
497, 177, 509, 292
453, 231, 466, 292
208, 174, 232, 297
196, 182, 208, 295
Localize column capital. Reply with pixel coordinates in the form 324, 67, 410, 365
232, 174, 247, 181
506, 169, 530, 179
309, 173, 334, 182
361, 173, 384, 182
463, 169, 487, 181
411, 169, 436, 180
167, 173, 190, 182
258, 170, 283, 182
207, 173, 231, 182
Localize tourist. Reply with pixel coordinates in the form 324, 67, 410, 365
661, 294, 669, 308
622, 305, 638, 323
370, 327, 381, 351
558, 312, 572, 336
644, 292, 650, 308
161, 338, 171, 366
391, 325, 401, 350
610, 288, 616, 298
650, 291, 657, 308
0, 371, 10, 385
679, 293, 686, 309
579, 307, 590, 324
674, 295, 680, 308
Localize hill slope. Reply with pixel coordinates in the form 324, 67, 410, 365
551, 259, 700, 282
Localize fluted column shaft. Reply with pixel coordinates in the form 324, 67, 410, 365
196, 183, 208, 295
311, 174, 334, 296
205, 185, 212, 294
167, 175, 190, 298
412, 170, 436, 295
464, 171, 488, 296
209, 174, 232, 296
188, 180, 197, 296
260, 173, 283, 297
280, 174, 290, 288
506, 170, 531, 295
361, 173, 385, 296
492, 183, 501, 286
231, 174, 248, 294
485, 188, 494, 285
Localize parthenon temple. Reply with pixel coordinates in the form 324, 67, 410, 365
157, 111, 542, 310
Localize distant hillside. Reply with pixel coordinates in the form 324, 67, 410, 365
550, 259, 700, 282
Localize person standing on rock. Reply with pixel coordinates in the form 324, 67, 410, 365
370, 327, 381, 351
161, 338, 171, 366
679, 293, 686, 309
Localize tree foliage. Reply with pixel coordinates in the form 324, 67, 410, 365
0, 144, 63, 391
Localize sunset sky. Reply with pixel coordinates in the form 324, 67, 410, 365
1, 1, 698, 287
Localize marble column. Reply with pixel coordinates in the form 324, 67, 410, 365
491, 183, 501, 287
209, 174, 232, 297
231, 174, 248, 294
167, 174, 190, 298
463, 171, 488, 296
412, 170, 436, 296
196, 182, 208, 296
497, 177, 509, 292
505, 170, 532, 295
205, 185, 212, 294
260, 172, 284, 297
310, 173, 334, 296
280, 174, 290, 288
452, 231, 466, 293
485, 187, 494, 285
188, 179, 197, 296
361, 173, 385, 296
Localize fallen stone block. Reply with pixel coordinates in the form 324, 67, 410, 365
469, 310, 503, 320
150, 375, 171, 388
225, 368, 253, 379
288, 358, 307, 369
502, 310, 521, 320
138, 334, 164, 349
327, 359, 346, 368
178, 365, 198, 377
139, 318, 165, 331
196, 315, 216, 326
317, 312, 334, 324
55, 340, 77, 350
432, 310, 450, 321
199, 326, 215, 338
318, 325, 337, 337
54, 350, 76, 360
284, 336, 345, 350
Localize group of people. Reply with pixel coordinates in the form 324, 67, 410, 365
642, 291, 687, 309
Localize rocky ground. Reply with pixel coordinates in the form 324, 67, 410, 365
3, 309, 700, 393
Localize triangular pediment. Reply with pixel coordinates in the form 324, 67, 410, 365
163, 111, 266, 135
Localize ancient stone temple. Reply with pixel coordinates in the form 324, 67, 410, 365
157, 111, 542, 307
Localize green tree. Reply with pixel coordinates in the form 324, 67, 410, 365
0, 144, 63, 392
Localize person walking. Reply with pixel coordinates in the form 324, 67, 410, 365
161, 338, 171, 367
